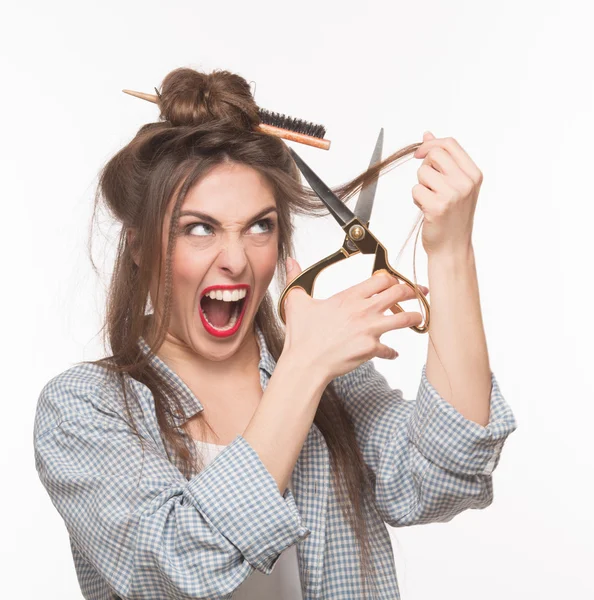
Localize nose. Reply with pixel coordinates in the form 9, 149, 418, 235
215, 237, 249, 275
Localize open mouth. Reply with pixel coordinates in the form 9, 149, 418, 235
199, 287, 249, 336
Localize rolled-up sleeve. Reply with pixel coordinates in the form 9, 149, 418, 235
407, 364, 516, 476
332, 360, 518, 528
34, 382, 310, 600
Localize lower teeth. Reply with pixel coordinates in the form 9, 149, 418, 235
202, 301, 242, 331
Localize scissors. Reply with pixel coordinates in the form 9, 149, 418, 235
278, 129, 430, 334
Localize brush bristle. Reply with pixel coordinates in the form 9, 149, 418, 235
258, 108, 326, 139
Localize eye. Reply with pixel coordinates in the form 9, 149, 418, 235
249, 218, 275, 234
183, 217, 276, 238
185, 222, 213, 237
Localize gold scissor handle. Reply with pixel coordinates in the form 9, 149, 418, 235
341, 218, 430, 334
371, 243, 430, 334
278, 249, 349, 324
278, 218, 430, 334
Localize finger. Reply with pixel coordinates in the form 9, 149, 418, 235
420, 148, 475, 195
284, 257, 305, 297
381, 310, 424, 332
370, 309, 424, 338
369, 282, 425, 313
411, 182, 440, 213
375, 343, 399, 360
412, 131, 436, 158
421, 147, 460, 177
344, 269, 399, 300
415, 137, 481, 183
417, 162, 451, 194
282, 257, 310, 312
285, 256, 302, 279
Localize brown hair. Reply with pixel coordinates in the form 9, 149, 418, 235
85, 67, 425, 598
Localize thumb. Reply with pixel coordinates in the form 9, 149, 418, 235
414, 131, 437, 158
286, 256, 302, 278
283, 256, 305, 319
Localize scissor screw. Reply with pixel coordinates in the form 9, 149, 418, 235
349, 225, 365, 241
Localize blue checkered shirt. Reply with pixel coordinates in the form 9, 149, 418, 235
33, 325, 517, 599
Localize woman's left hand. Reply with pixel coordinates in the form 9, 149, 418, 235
412, 132, 483, 256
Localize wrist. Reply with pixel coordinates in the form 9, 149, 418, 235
276, 348, 330, 394
427, 243, 476, 269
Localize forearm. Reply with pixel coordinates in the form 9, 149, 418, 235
425, 245, 492, 426
243, 352, 327, 494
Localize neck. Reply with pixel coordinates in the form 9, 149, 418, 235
150, 323, 261, 380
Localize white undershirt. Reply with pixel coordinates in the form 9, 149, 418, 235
194, 439, 304, 599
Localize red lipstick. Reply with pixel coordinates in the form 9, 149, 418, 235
198, 284, 250, 339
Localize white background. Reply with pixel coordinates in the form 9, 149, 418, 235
2, 1, 592, 598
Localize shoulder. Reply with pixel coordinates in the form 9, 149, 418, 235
33, 361, 142, 440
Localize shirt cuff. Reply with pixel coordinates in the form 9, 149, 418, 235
406, 365, 518, 476
186, 434, 310, 574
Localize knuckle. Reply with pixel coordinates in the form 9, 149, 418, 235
447, 190, 459, 203
351, 306, 367, 322
460, 178, 473, 194
333, 291, 347, 308
402, 284, 416, 300
434, 203, 448, 217
345, 300, 367, 322
373, 271, 393, 289
391, 284, 406, 301
356, 338, 376, 360
397, 311, 421, 328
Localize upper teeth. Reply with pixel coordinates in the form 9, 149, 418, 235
204, 289, 247, 302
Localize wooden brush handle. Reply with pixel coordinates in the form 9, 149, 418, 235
258, 123, 331, 150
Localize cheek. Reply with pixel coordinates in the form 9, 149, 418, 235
252, 243, 278, 280
172, 247, 206, 286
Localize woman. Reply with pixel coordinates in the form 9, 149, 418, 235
33, 67, 517, 599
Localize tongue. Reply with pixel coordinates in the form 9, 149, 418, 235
202, 298, 233, 327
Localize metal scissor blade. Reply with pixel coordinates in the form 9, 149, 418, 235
289, 147, 356, 227
354, 128, 384, 226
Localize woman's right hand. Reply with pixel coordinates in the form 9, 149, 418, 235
280, 256, 428, 386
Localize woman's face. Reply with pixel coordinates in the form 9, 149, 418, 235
152, 161, 279, 362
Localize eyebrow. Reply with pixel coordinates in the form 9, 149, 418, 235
178, 206, 278, 226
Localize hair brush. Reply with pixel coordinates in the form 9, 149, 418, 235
122, 88, 331, 150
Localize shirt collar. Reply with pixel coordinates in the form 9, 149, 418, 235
136, 323, 277, 426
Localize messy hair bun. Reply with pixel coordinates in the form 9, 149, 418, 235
157, 67, 260, 130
